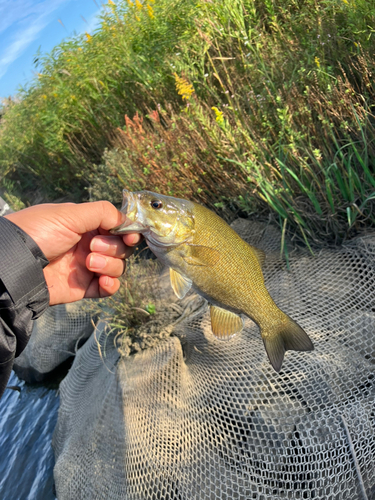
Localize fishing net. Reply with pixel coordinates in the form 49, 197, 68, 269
53, 219, 375, 500
13, 302, 95, 383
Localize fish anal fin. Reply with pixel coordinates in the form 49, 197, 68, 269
170, 268, 192, 299
250, 245, 266, 267
261, 316, 314, 372
210, 305, 243, 340
183, 244, 221, 267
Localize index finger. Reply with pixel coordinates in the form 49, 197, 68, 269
122, 233, 142, 247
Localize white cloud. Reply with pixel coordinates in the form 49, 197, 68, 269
0, 0, 70, 80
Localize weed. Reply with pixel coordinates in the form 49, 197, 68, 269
1, 0, 375, 245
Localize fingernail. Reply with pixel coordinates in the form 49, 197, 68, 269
91, 238, 110, 252
104, 276, 114, 287
125, 233, 139, 245
89, 254, 107, 270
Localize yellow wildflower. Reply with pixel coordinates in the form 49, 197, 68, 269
85, 32, 92, 42
127, 0, 134, 6
135, 0, 143, 9
108, 0, 115, 4
147, 3, 154, 18
212, 106, 224, 126
314, 57, 320, 68
313, 148, 322, 161
42, 95, 47, 99
174, 73, 194, 100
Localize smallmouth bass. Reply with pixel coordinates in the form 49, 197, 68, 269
111, 190, 314, 371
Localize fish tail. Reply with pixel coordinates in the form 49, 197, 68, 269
261, 315, 314, 372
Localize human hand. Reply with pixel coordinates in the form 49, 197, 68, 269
5, 201, 141, 305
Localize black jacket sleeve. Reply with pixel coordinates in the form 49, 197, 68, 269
0, 217, 50, 398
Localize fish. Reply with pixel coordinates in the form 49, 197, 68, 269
110, 189, 314, 371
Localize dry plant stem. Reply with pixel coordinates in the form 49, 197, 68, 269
1, 0, 375, 246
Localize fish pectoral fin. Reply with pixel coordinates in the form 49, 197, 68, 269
170, 268, 192, 299
210, 305, 243, 340
183, 244, 221, 267
261, 316, 314, 372
249, 245, 266, 267
182, 256, 207, 266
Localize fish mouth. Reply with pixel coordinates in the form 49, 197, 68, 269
110, 220, 145, 234
110, 189, 144, 234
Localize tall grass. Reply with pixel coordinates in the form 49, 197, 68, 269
1, 0, 375, 245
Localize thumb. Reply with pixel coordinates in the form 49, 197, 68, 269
61, 201, 126, 233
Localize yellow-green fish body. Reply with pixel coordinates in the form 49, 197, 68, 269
111, 190, 313, 371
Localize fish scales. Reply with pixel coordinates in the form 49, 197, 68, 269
111, 190, 314, 371
185, 203, 281, 323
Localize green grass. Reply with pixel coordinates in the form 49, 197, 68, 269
1, 0, 375, 246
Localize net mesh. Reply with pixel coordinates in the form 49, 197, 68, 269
13, 303, 95, 383
53, 219, 375, 500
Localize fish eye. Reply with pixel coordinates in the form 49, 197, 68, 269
151, 200, 163, 209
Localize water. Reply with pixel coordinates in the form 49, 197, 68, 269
0, 372, 59, 500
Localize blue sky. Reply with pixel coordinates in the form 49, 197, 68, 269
0, 0, 106, 98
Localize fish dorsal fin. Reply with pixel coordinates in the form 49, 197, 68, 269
182, 244, 221, 267
250, 245, 266, 267
210, 305, 243, 340
170, 268, 192, 299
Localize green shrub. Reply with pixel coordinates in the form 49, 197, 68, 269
1, 0, 375, 245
